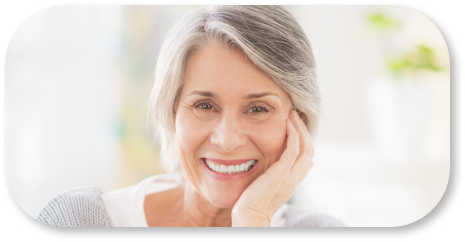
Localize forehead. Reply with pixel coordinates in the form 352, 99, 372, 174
182, 44, 288, 99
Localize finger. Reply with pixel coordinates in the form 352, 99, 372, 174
289, 111, 307, 149
289, 111, 315, 175
275, 119, 300, 170
289, 111, 313, 158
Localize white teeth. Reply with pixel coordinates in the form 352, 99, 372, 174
220, 165, 227, 174
205, 159, 256, 175
227, 166, 234, 174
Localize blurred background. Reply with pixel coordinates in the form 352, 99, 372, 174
5, 6, 449, 227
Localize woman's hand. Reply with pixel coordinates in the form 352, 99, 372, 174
231, 110, 315, 227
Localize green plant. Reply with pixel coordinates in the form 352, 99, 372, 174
367, 12, 400, 33
366, 11, 443, 79
386, 45, 442, 77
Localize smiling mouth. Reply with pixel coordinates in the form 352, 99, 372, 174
203, 158, 257, 174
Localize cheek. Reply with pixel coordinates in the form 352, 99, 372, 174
250, 120, 287, 164
175, 112, 211, 185
175, 112, 208, 156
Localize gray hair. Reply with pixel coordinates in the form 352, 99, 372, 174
148, 5, 320, 176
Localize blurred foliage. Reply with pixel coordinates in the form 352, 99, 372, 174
386, 45, 442, 77
366, 11, 443, 79
367, 12, 400, 33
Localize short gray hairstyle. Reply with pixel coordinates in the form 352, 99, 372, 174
148, 5, 320, 176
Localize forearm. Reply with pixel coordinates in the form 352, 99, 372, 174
231, 209, 271, 227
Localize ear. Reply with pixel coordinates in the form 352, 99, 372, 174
297, 111, 308, 126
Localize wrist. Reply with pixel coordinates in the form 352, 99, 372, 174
231, 207, 271, 227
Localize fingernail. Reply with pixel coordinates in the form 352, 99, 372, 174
292, 110, 298, 118
287, 119, 293, 127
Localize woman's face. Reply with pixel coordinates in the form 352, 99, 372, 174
175, 44, 293, 208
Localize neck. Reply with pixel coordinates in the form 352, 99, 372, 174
178, 182, 232, 227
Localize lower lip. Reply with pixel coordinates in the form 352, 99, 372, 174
200, 158, 259, 181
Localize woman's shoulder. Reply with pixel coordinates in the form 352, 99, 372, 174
36, 186, 113, 227
284, 205, 346, 227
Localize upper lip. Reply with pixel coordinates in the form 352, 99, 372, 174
202, 158, 258, 166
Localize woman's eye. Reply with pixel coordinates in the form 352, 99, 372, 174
195, 102, 215, 111
248, 106, 269, 113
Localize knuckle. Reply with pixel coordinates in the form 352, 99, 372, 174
308, 160, 314, 169
289, 148, 299, 158
301, 147, 312, 158
290, 153, 299, 160
307, 145, 315, 157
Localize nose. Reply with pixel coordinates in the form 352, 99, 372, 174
210, 113, 247, 153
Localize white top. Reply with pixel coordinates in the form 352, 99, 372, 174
100, 174, 288, 227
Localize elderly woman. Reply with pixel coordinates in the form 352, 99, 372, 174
37, 5, 344, 227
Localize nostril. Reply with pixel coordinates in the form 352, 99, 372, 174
210, 132, 247, 153
210, 117, 247, 153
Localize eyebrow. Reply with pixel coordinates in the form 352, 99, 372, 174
187, 91, 279, 99
187, 91, 215, 97
246, 92, 279, 99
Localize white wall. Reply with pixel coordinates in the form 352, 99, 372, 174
6, 6, 123, 217
285, 6, 449, 226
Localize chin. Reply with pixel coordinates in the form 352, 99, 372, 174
202, 183, 247, 209
208, 192, 242, 209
